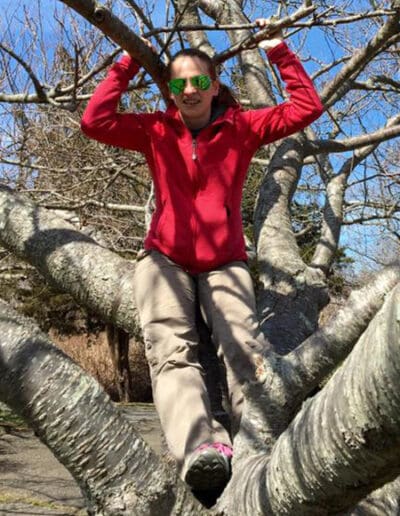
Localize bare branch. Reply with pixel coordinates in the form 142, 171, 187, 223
41, 199, 145, 213
320, 9, 400, 108
57, 0, 168, 99
143, 10, 398, 38
305, 124, 400, 155
214, 4, 317, 65
0, 43, 46, 101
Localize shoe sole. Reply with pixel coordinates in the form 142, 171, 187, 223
184, 449, 230, 491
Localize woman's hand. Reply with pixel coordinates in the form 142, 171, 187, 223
255, 18, 284, 51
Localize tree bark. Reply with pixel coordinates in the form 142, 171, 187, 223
1, 183, 400, 514
0, 298, 207, 515
218, 282, 400, 515
0, 185, 140, 334
254, 136, 329, 352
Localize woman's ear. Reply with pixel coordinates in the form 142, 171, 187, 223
212, 80, 220, 97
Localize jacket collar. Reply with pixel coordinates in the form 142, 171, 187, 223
164, 102, 239, 133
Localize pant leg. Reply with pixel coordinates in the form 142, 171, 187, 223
134, 250, 231, 474
198, 261, 268, 435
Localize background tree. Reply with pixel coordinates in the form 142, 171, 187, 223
1, 0, 400, 514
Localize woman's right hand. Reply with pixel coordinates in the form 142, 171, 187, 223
255, 18, 284, 51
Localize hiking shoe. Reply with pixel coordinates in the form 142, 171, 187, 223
184, 443, 233, 491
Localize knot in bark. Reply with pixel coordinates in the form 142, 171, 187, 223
92, 7, 107, 24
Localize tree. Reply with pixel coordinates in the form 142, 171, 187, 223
0, 0, 400, 514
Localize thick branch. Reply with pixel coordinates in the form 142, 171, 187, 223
254, 136, 329, 352
266, 282, 400, 514
176, 0, 215, 56
57, 0, 168, 99
0, 299, 206, 515
220, 280, 400, 514
0, 185, 139, 333
284, 263, 400, 405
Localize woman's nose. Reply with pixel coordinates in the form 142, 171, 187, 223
183, 79, 197, 94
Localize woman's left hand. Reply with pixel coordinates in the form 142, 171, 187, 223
255, 18, 284, 50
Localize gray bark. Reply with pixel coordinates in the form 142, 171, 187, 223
230, 263, 400, 460
0, 185, 140, 335
176, 1, 215, 56
218, 281, 400, 515
199, 0, 276, 106
0, 299, 206, 515
254, 137, 329, 352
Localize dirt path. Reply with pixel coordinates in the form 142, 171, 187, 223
0, 404, 162, 515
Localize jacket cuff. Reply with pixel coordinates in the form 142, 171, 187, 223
266, 41, 291, 63
114, 54, 140, 78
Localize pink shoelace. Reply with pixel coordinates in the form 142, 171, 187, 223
197, 442, 233, 458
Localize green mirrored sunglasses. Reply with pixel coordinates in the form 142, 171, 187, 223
168, 74, 212, 95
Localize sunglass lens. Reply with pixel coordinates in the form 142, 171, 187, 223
168, 78, 185, 94
191, 75, 211, 90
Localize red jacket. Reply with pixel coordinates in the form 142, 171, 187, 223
81, 42, 323, 274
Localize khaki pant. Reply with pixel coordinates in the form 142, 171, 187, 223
134, 250, 266, 474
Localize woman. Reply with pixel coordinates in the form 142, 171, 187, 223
81, 19, 323, 491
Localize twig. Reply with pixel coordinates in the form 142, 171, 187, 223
214, 5, 317, 64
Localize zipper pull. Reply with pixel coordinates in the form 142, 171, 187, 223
192, 139, 198, 160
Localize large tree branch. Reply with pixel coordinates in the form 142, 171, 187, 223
57, 0, 168, 100
266, 282, 400, 514
0, 185, 139, 333
219, 280, 400, 514
229, 263, 400, 468
283, 263, 400, 406
176, 0, 215, 56
0, 299, 206, 515
254, 136, 329, 352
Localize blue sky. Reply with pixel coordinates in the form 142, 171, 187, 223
1, 0, 398, 272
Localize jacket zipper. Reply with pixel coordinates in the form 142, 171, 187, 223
192, 138, 198, 160
191, 137, 199, 265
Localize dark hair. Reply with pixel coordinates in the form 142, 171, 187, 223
166, 48, 239, 108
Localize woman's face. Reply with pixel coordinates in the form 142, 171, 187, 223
169, 55, 219, 129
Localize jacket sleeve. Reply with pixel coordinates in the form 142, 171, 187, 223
80, 54, 152, 153
242, 42, 324, 148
